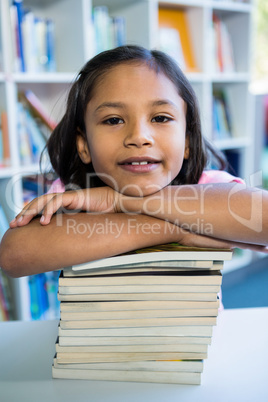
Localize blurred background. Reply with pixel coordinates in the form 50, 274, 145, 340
0, 0, 267, 320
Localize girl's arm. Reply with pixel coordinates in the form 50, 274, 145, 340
1, 209, 255, 278
121, 183, 268, 247
11, 183, 268, 247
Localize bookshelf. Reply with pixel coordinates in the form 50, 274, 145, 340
0, 0, 254, 320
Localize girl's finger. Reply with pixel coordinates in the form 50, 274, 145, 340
39, 194, 65, 225
9, 194, 56, 228
39, 192, 82, 225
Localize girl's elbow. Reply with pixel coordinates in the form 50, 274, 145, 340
0, 229, 27, 278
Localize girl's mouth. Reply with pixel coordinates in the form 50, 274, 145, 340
118, 158, 161, 173
124, 161, 154, 165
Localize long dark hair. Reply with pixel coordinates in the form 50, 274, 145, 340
44, 45, 225, 189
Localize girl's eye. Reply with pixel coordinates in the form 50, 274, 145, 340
103, 117, 124, 125
152, 115, 171, 123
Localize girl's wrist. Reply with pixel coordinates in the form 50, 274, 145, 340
118, 194, 145, 214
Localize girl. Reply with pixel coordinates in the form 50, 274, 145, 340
1, 45, 267, 278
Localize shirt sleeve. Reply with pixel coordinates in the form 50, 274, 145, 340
47, 178, 65, 194
198, 170, 245, 184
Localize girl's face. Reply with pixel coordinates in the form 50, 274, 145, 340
77, 63, 188, 196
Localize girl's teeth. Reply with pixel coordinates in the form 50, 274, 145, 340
131, 161, 149, 165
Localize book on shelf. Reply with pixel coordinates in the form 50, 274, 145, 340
0, 111, 10, 167
0, 269, 13, 321
22, 174, 55, 206
52, 243, 231, 384
10, 0, 56, 73
213, 88, 233, 140
212, 13, 235, 73
0, 205, 9, 239
28, 271, 60, 320
158, 7, 198, 73
16, 101, 47, 165
18, 90, 57, 132
92, 6, 126, 55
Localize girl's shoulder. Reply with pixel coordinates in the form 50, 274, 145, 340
198, 170, 244, 184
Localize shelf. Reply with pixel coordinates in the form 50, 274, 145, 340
211, 1, 252, 13
13, 72, 76, 84
211, 72, 250, 83
213, 137, 252, 150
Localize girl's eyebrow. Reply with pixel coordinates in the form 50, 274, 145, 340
94, 99, 179, 114
150, 99, 178, 108
94, 102, 125, 114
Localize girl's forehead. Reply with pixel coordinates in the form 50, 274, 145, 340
91, 62, 180, 99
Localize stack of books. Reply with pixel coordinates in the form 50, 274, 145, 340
52, 243, 232, 385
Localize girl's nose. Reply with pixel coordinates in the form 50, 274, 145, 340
124, 121, 154, 148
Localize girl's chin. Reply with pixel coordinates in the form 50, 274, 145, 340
117, 185, 167, 197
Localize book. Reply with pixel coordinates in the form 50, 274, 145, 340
53, 357, 204, 373
55, 343, 208, 355
59, 285, 221, 296
92, 6, 126, 55
59, 316, 217, 330
0, 270, 13, 321
52, 365, 201, 385
60, 308, 218, 321
10, 1, 57, 73
59, 270, 222, 287
158, 8, 198, 72
53, 243, 229, 384
55, 351, 207, 364
58, 325, 214, 338
213, 88, 233, 140
58, 335, 212, 347
212, 13, 235, 73
58, 291, 219, 302
0, 111, 10, 166
0, 205, 9, 239
63, 260, 224, 277
18, 90, 57, 131
71, 243, 232, 272
13, 0, 25, 72
59, 299, 220, 312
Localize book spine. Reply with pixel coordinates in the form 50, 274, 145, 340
0, 111, 10, 166
28, 272, 60, 320
21, 90, 57, 131
46, 19, 56, 72
13, 0, 25, 72
0, 270, 13, 321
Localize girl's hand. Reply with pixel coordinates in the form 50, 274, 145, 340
10, 187, 121, 227
177, 230, 268, 253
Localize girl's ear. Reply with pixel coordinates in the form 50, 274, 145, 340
184, 136, 190, 159
76, 133, 91, 164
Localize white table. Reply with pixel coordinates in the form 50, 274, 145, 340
0, 308, 268, 402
